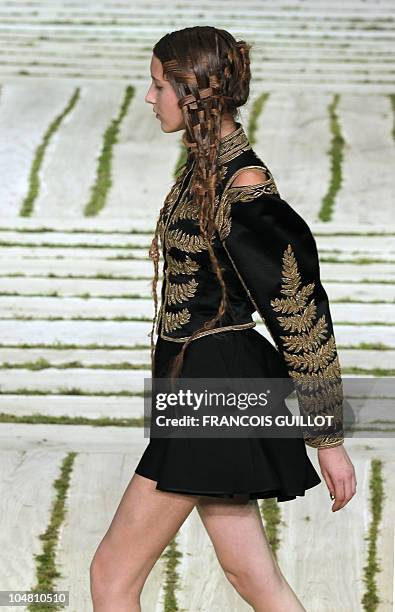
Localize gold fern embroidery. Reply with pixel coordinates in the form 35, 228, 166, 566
167, 278, 198, 306
158, 175, 185, 245
167, 254, 200, 276
166, 228, 210, 253
270, 243, 344, 442
163, 308, 191, 333
170, 199, 200, 224
280, 315, 328, 353
283, 335, 338, 373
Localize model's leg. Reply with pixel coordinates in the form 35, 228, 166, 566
90, 473, 199, 612
197, 496, 306, 612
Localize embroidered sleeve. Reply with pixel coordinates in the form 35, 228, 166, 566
216, 187, 345, 449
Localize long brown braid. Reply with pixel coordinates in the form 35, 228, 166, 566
148, 27, 252, 386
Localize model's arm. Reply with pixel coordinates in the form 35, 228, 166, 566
216, 181, 358, 511
216, 184, 344, 449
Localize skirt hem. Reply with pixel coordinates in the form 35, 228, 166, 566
135, 467, 321, 502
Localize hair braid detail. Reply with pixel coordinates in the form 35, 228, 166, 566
151, 27, 252, 389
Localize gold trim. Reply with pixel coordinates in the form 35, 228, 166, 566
155, 303, 163, 335
218, 123, 252, 165
160, 321, 256, 343
305, 436, 344, 449
223, 164, 272, 192
215, 165, 279, 241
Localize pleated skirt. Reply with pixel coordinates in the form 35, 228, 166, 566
134, 328, 321, 502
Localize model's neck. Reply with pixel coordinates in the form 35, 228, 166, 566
220, 118, 238, 139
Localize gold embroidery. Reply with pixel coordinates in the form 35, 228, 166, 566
158, 175, 185, 246
217, 123, 252, 165
159, 162, 196, 247
167, 254, 200, 276
305, 435, 344, 448
167, 278, 198, 306
160, 321, 256, 342
155, 303, 163, 335
166, 228, 211, 254
279, 316, 328, 353
284, 336, 338, 373
163, 308, 191, 333
218, 165, 228, 182
170, 198, 200, 224
215, 167, 279, 241
270, 243, 344, 447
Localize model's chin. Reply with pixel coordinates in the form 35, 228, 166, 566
160, 122, 185, 134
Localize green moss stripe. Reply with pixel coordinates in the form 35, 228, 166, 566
0, 290, 393, 300
20, 88, 81, 217
0, 359, 150, 370
28, 452, 76, 611
319, 94, 344, 222
259, 498, 282, 559
248, 93, 270, 145
2, 316, 394, 325
389, 94, 395, 142
0, 240, 149, 249
0, 272, 152, 280
1, 228, 394, 237
0, 293, 149, 299
0, 342, 151, 349
0, 315, 152, 322
1, 362, 394, 376
161, 536, 183, 612
343, 343, 393, 350
342, 367, 395, 376
320, 257, 395, 265
361, 458, 384, 611
0, 413, 144, 426
314, 232, 395, 237
0, 341, 392, 351
0, 389, 146, 397
84, 85, 134, 216
0, 227, 155, 235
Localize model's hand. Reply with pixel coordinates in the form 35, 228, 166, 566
317, 445, 356, 512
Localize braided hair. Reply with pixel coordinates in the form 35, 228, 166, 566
148, 26, 252, 384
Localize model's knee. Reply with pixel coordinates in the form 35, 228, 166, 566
223, 564, 284, 600
90, 547, 142, 604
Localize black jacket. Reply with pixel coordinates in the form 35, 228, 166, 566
155, 122, 344, 449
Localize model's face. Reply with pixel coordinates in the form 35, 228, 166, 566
145, 54, 185, 133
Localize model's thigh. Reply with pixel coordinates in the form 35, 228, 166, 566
91, 473, 199, 592
196, 496, 281, 579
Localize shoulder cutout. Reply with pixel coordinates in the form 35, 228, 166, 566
229, 168, 269, 188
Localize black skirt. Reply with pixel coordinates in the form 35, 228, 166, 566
135, 328, 322, 502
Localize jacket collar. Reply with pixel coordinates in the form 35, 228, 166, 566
218, 121, 251, 165
184, 121, 251, 168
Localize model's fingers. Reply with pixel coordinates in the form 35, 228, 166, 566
321, 470, 336, 502
332, 478, 346, 512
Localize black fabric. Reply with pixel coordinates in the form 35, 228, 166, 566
220, 190, 345, 448
135, 328, 322, 502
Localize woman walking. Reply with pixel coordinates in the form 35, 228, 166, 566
90, 26, 356, 611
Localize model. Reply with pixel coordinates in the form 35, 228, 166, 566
90, 26, 357, 612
